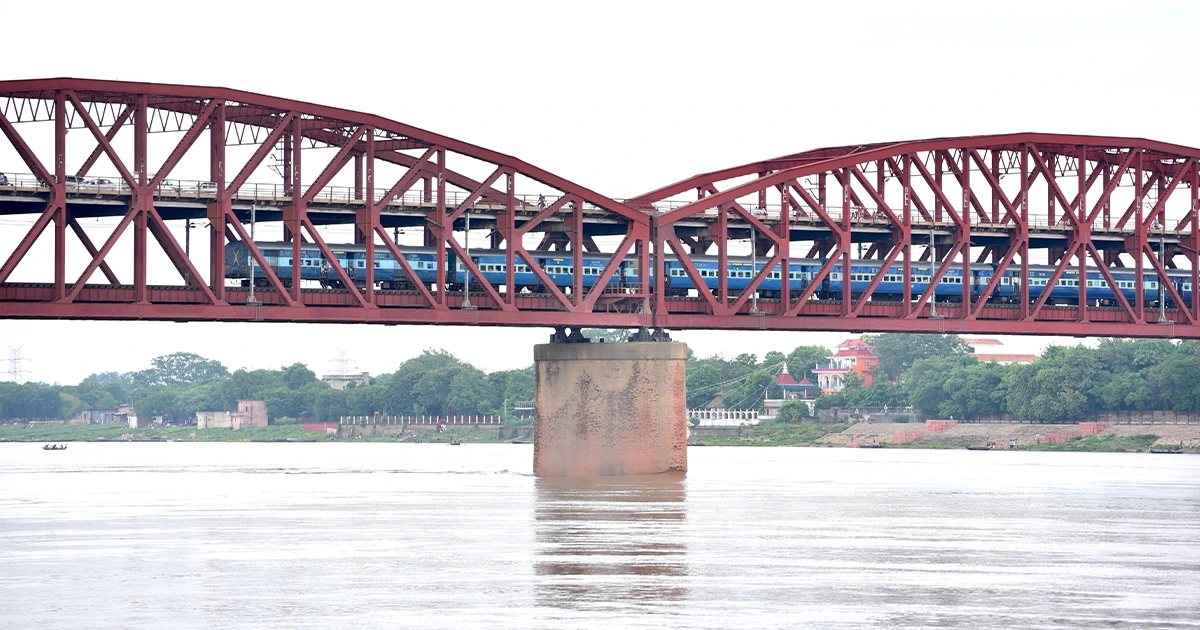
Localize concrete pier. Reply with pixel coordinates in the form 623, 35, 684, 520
533, 341, 688, 477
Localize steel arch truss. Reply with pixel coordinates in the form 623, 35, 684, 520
0, 79, 650, 326
632, 134, 1200, 338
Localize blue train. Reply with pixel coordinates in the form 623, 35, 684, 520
225, 241, 1194, 307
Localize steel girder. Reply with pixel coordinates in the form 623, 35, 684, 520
2, 80, 1200, 339
631, 134, 1200, 338
0, 78, 652, 328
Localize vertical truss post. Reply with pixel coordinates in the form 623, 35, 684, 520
778, 185, 791, 312
902, 154, 913, 314
991, 150, 1000, 224
1134, 150, 1145, 321
717, 204, 728, 304
651, 216, 665, 324
361, 130, 375, 304
935, 152, 944, 223
961, 149, 971, 312
353, 154, 363, 201
133, 94, 149, 304
637, 230, 649, 313
1020, 145, 1030, 319
504, 172, 515, 306
841, 168, 851, 314
1103, 164, 1112, 229
53, 91, 67, 299
287, 119, 303, 302
1192, 166, 1199, 321
434, 148, 447, 305
208, 102, 227, 300
1046, 151, 1056, 228
1078, 146, 1089, 321
572, 200, 583, 305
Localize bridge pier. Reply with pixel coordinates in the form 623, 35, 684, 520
533, 336, 688, 477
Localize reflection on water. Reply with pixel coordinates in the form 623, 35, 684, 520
535, 475, 687, 611
2, 444, 1199, 629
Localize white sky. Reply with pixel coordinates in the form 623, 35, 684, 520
1, 0, 1196, 384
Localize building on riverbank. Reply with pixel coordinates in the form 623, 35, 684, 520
813, 339, 878, 392
72, 408, 120, 424
321, 372, 370, 390
194, 401, 268, 430
196, 411, 232, 429
964, 338, 1037, 365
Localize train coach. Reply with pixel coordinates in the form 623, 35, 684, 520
225, 241, 1194, 307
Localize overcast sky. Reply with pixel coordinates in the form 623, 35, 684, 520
2, 0, 1198, 384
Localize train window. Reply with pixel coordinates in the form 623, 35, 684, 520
831, 273, 841, 280
374, 261, 380, 268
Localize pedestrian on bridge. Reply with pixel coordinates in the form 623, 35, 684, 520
0, 172, 8, 186
537, 194, 546, 208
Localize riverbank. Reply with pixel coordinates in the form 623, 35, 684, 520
816, 421, 1200, 453
5, 421, 1199, 452
0, 423, 524, 444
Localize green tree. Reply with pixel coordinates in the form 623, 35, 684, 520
313, 388, 350, 421
219, 369, 286, 408
785, 345, 828, 382
130, 387, 183, 419
1003, 345, 1101, 422
127, 352, 229, 388
281, 363, 318, 390
1153, 341, 1200, 411
868, 333, 968, 383
776, 400, 811, 423
685, 362, 724, 408
724, 370, 774, 410
0, 383, 65, 420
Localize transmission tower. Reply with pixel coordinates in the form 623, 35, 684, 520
8, 346, 31, 383
332, 349, 354, 374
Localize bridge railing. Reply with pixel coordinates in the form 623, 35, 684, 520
1, 170, 1180, 233
0, 171, 583, 212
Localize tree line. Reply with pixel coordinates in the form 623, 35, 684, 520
822, 336, 1200, 423
8, 333, 1200, 425
0, 350, 534, 423
687, 333, 1200, 424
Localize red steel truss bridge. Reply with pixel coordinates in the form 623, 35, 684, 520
1, 78, 1199, 339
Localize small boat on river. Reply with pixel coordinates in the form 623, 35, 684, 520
42, 444, 67, 451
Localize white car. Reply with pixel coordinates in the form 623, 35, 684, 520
82, 178, 119, 191
181, 181, 219, 195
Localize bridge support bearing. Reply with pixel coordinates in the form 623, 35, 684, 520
533, 341, 687, 477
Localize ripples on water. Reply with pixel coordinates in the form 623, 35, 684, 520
0, 444, 1198, 629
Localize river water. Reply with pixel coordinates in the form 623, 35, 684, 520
0, 443, 1198, 629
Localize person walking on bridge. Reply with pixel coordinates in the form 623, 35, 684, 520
0, 172, 9, 185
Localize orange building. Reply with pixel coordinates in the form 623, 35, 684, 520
812, 339, 878, 393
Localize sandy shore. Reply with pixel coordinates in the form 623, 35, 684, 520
818, 421, 1200, 449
